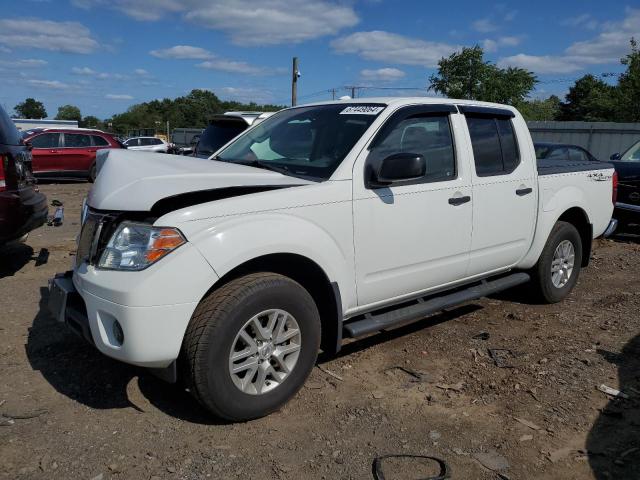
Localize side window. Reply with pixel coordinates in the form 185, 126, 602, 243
64, 134, 91, 148
568, 148, 587, 162
368, 114, 456, 183
92, 135, 110, 147
30, 133, 60, 149
141, 138, 153, 146
466, 116, 520, 176
153, 138, 163, 145
125, 138, 138, 146
547, 147, 569, 161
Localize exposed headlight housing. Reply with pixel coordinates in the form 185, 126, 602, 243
98, 221, 186, 271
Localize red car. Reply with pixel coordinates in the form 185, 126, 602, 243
22, 128, 125, 182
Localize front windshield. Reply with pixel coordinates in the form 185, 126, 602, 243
216, 103, 386, 180
621, 140, 640, 162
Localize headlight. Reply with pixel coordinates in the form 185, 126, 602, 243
98, 221, 186, 271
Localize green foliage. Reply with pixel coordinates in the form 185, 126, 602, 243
55, 104, 82, 122
105, 89, 285, 134
558, 75, 618, 121
618, 37, 640, 122
517, 95, 561, 121
428, 46, 537, 105
14, 98, 47, 119
80, 115, 102, 129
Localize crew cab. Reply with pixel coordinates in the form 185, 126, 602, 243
49, 98, 616, 421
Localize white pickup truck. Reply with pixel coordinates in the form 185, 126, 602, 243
49, 98, 617, 421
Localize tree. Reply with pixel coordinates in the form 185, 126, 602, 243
105, 89, 284, 134
428, 46, 537, 105
80, 115, 102, 129
617, 37, 640, 122
558, 75, 617, 121
55, 104, 82, 122
14, 98, 47, 119
517, 95, 561, 121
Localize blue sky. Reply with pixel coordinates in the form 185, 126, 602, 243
0, 0, 637, 119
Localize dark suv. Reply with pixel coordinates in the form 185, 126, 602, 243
22, 128, 125, 182
0, 106, 48, 245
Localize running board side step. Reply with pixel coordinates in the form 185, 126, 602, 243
343, 272, 530, 338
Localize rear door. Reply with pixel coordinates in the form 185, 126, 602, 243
62, 133, 95, 172
353, 105, 473, 306
30, 132, 62, 173
462, 107, 537, 277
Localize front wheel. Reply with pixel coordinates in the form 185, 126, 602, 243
182, 272, 320, 421
530, 221, 583, 303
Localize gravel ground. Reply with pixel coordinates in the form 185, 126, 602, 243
1, 182, 639, 480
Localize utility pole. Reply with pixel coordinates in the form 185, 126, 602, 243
291, 57, 299, 106
351, 86, 356, 98
329, 88, 336, 100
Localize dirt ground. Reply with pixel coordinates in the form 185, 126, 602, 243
1, 182, 639, 480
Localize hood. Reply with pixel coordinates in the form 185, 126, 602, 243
88, 149, 313, 211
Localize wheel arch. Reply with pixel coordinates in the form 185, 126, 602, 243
199, 253, 343, 356
557, 206, 592, 267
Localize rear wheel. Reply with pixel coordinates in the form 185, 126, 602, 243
182, 272, 320, 421
530, 221, 582, 303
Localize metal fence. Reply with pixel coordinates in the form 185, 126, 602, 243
527, 121, 640, 160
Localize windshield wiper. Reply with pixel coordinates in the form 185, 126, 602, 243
218, 158, 290, 175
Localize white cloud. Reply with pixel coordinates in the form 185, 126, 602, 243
561, 13, 598, 30
472, 18, 497, 33
150, 45, 212, 59
0, 46, 12, 53
197, 59, 285, 76
28, 79, 71, 89
152, 45, 282, 75
481, 36, 522, 53
73, 0, 358, 46
72, 66, 127, 80
332, 31, 459, 67
72, 66, 97, 75
134, 68, 150, 76
0, 58, 48, 68
0, 18, 98, 54
498, 8, 640, 73
105, 94, 134, 100
360, 67, 405, 82
219, 86, 275, 104
497, 54, 584, 74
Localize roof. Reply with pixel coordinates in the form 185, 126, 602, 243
302, 96, 519, 112
23, 127, 107, 135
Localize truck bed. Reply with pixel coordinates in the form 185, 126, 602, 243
537, 159, 614, 175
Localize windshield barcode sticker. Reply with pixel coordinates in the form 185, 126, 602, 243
340, 106, 384, 115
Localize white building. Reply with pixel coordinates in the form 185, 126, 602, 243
13, 118, 79, 131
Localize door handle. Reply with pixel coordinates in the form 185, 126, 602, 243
448, 195, 471, 206
516, 187, 533, 196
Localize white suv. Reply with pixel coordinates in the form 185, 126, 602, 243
124, 136, 170, 153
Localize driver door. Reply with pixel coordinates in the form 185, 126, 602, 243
352, 106, 473, 307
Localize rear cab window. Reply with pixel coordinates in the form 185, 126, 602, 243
464, 108, 520, 177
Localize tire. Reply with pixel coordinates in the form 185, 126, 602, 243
530, 221, 583, 303
88, 163, 96, 183
182, 272, 321, 421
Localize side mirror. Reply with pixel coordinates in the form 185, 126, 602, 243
371, 152, 426, 187
610, 153, 621, 161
